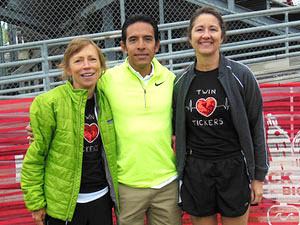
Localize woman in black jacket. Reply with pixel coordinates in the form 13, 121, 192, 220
173, 7, 269, 225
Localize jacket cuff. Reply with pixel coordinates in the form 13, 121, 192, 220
255, 169, 268, 181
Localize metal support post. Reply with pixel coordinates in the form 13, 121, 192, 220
41, 44, 51, 91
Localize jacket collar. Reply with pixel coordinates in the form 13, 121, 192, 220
66, 80, 98, 104
218, 54, 229, 79
124, 57, 164, 77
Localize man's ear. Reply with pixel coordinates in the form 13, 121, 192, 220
154, 40, 160, 53
120, 41, 128, 54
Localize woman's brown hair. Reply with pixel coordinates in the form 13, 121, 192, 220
187, 7, 226, 41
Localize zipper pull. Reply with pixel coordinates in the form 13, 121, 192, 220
65, 220, 68, 225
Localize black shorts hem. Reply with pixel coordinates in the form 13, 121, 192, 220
183, 207, 249, 218
181, 207, 216, 218
220, 205, 249, 218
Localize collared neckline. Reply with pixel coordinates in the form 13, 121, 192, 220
128, 61, 154, 85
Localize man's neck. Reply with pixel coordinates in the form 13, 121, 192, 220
128, 61, 153, 78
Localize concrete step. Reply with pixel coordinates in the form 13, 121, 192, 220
247, 56, 300, 83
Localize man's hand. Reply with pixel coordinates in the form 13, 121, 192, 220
32, 208, 46, 225
250, 179, 263, 205
26, 123, 34, 143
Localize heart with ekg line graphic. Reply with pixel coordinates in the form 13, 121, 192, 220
84, 123, 99, 143
196, 97, 217, 117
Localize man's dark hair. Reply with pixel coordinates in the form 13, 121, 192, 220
121, 14, 159, 45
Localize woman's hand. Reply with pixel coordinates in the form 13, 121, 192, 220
250, 179, 263, 205
26, 123, 34, 143
32, 208, 46, 225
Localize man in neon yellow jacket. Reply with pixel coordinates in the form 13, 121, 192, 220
99, 15, 181, 225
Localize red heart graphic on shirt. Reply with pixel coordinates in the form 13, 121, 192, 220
84, 123, 99, 143
196, 97, 217, 117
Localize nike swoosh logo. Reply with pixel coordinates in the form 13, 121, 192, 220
155, 81, 165, 86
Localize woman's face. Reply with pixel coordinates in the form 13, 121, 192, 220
189, 13, 223, 58
67, 44, 101, 92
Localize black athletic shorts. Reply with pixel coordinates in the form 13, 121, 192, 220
181, 152, 251, 218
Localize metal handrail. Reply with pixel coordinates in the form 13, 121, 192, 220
1, 21, 299, 69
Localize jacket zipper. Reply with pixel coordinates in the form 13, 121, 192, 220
218, 75, 251, 180
98, 119, 118, 211
241, 150, 251, 182
137, 78, 147, 108
177, 66, 195, 180
65, 95, 83, 223
95, 93, 118, 210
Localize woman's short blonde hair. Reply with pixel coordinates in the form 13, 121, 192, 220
58, 37, 107, 80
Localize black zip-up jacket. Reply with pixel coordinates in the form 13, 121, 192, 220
173, 55, 269, 181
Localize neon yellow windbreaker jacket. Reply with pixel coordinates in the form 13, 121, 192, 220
99, 57, 177, 188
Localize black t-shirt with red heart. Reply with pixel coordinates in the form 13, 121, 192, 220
80, 96, 108, 193
184, 68, 241, 158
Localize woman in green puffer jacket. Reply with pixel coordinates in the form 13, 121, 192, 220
21, 37, 118, 225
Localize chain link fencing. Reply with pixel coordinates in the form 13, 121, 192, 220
1, 0, 300, 97
0, 0, 200, 43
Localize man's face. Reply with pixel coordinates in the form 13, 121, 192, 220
121, 22, 160, 75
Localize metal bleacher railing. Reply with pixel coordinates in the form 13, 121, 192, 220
1, 6, 300, 99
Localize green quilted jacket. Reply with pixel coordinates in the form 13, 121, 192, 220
21, 81, 118, 222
